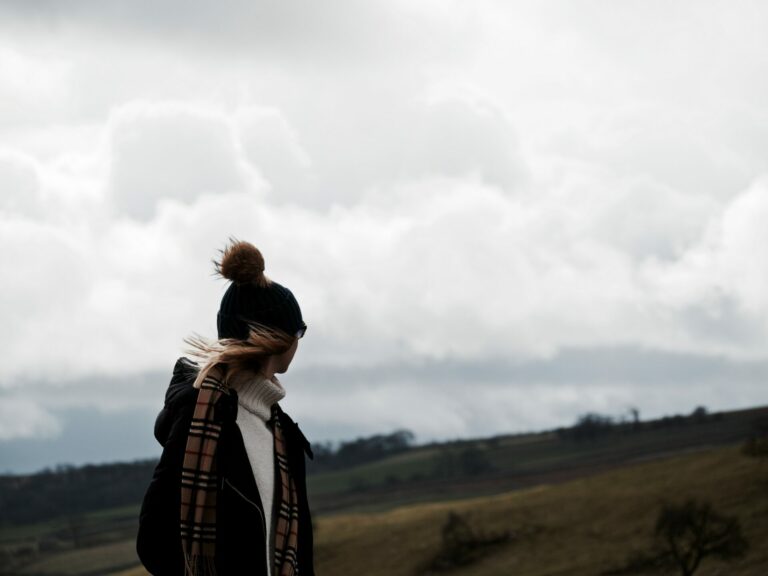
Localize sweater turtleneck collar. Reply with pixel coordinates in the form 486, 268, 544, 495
226, 368, 286, 422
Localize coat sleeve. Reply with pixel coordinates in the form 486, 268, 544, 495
136, 400, 195, 576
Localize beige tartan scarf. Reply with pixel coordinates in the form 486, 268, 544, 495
269, 402, 301, 575
181, 365, 301, 576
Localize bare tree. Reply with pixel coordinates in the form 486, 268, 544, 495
653, 498, 748, 576
603, 498, 748, 576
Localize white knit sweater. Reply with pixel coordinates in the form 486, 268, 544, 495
226, 368, 286, 576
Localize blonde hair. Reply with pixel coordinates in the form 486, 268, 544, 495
183, 322, 295, 389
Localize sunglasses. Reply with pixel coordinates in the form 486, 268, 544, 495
295, 322, 307, 339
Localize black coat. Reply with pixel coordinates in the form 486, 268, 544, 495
136, 357, 316, 575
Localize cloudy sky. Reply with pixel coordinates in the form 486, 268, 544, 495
1, 1, 767, 473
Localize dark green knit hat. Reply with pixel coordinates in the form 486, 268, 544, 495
214, 239, 304, 340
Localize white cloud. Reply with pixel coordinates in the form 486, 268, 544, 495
638, 176, 768, 358
0, 397, 61, 440
106, 100, 262, 220
235, 105, 315, 205
714, 176, 768, 313
0, 149, 42, 216
0, 45, 72, 125
0, 1, 767, 466
0, 99, 767, 385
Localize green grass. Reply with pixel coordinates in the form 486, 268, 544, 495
85, 505, 140, 521
308, 446, 442, 495
1, 505, 142, 575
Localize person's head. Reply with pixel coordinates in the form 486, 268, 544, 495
214, 239, 305, 342
185, 238, 306, 385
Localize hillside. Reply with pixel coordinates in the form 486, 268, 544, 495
305, 404, 768, 516
305, 443, 768, 575
1, 404, 766, 575
2, 404, 765, 525
24, 443, 768, 576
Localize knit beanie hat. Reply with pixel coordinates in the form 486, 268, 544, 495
214, 239, 305, 340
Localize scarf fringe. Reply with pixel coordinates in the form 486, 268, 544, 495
184, 553, 218, 576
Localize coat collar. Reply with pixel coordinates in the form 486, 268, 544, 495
272, 402, 314, 460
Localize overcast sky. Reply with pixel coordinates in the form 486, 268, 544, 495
1, 1, 767, 473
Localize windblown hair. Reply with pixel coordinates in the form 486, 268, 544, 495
183, 322, 294, 389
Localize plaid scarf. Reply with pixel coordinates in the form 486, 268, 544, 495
269, 403, 301, 575
181, 365, 302, 576
181, 364, 229, 576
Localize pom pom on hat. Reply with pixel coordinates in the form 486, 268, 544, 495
213, 238, 269, 287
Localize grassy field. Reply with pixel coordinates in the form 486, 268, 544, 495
1, 505, 141, 576
307, 444, 768, 576
10, 443, 767, 576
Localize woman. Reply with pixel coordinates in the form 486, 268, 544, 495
137, 239, 315, 576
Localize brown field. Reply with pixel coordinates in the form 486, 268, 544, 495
311, 444, 767, 575
29, 443, 768, 576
